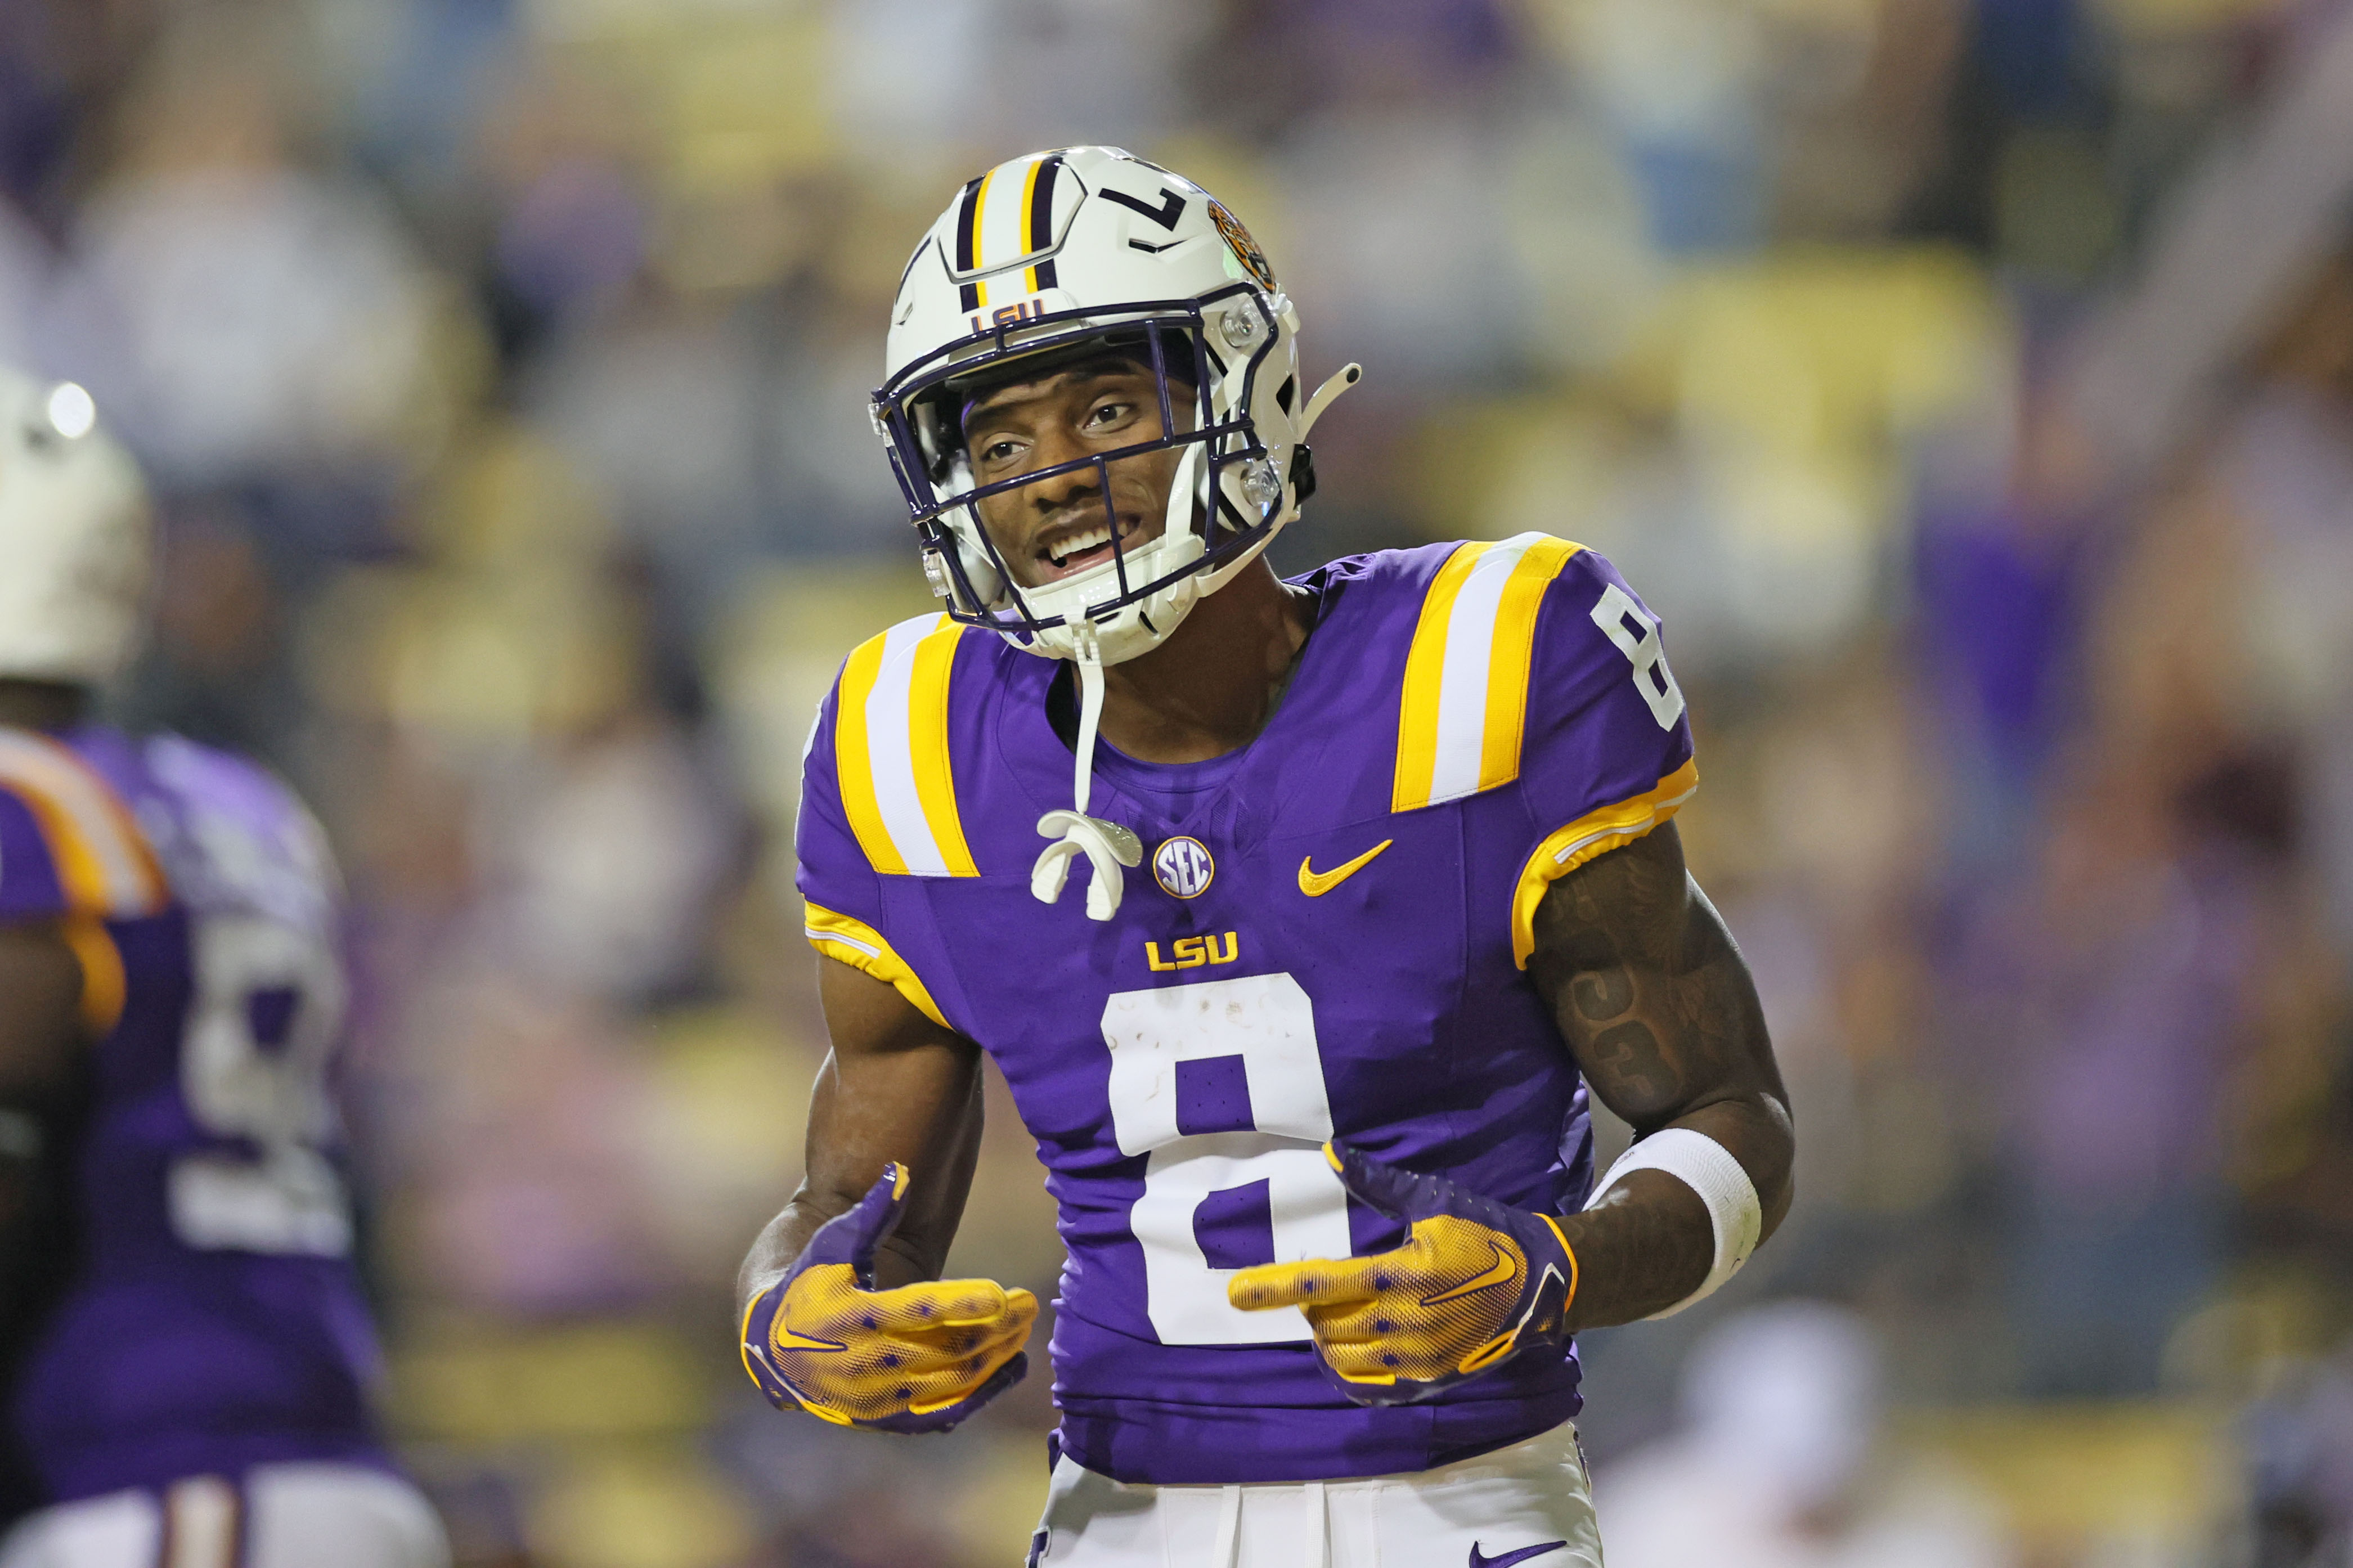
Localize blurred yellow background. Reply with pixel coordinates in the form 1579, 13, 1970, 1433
4, 0, 2351, 1562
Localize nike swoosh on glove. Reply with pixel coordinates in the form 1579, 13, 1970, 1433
1227, 1143, 1578, 1406
739, 1163, 1037, 1432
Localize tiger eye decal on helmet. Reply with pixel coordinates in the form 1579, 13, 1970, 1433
1209, 201, 1274, 290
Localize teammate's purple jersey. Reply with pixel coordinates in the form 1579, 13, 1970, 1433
0, 725, 388, 1502
796, 537, 1697, 1485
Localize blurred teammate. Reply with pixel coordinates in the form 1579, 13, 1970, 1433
737, 147, 1794, 1564
0, 369, 446, 1567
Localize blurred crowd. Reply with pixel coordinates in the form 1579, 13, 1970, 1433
3, 0, 2351, 1563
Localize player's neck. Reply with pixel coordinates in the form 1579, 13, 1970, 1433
1095, 560, 1310, 765
0, 680, 88, 734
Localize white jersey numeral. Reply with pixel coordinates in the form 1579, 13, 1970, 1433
168, 913, 353, 1257
1590, 582, 1686, 730
1100, 973, 1351, 1345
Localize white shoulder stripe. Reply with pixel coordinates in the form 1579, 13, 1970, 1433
1394, 533, 1584, 813
1426, 535, 1541, 805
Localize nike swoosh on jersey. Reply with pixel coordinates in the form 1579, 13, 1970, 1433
1297, 838, 1393, 896
1469, 1542, 1569, 1568
1424, 1237, 1523, 1306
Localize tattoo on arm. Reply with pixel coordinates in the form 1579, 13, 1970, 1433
1528, 821, 1793, 1328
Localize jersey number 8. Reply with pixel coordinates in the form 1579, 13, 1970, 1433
1591, 582, 1686, 730
1101, 973, 1352, 1346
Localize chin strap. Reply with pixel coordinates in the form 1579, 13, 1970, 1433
1031, 628, 1142, 922
1025, 366, 1364, 924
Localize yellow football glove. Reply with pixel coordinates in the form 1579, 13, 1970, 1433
1229, 1144, 1578, 1405
739, 1164, 1036, 1432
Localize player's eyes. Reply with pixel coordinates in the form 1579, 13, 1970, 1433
1084, 401, 1134, 428
978, 438, 1021, 465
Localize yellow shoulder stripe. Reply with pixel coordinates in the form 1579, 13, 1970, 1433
833, 614, 978, 878
0, 731, 167, 917
1394, 534, 1584, 813
1509, 758, 1700, 969
803, 902, 950, 1031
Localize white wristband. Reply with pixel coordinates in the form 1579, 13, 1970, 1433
1584, 1127, 1762, 1319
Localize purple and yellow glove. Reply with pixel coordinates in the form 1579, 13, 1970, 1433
739, 1164, 1037, 1433
1227, 1143, 1579, 1406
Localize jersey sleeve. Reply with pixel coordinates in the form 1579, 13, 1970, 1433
793, 674, 954, 1032
0, 782, 70, 922
1506, 547, 1698, 967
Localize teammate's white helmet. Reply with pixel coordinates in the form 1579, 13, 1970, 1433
0, 367, 151, 685
874, 146, 1358, 668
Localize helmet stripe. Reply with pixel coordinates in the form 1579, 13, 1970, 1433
954, 176, 984, 272
1027, 154, 1062, 252
968, 168, 998, 271
1017, 156, 1047, 254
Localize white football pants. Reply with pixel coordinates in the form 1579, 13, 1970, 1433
1030, 1422, 1604, 1568
0, 1464, 448, 1568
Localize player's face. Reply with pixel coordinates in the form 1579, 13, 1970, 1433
961, 361, 1197, 589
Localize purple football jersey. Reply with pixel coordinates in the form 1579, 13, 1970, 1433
796, 537, 1697, 1485
0, 725, 389, 1502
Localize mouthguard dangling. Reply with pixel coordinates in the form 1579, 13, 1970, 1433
1031, 627, 1142, 920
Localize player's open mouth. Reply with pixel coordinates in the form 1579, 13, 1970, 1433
1036, 516, 1138, 580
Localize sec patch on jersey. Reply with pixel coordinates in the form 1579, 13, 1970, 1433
1151, 835, 1214, 897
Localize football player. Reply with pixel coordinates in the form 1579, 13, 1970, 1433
736, 147, 1794, 1565
0, 369, 448, 1567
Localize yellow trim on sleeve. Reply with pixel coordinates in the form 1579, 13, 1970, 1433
906, 618, 978, 877
803, 901, 950, 1031
1392, 541, 1488, 813
833, 634, 904, 876
61, 915, 126, 1036
1509, 757, 1700, 969
1479, 536, 1582, 792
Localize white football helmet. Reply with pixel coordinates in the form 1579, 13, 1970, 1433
0, 366, 151, 686
874, 145, 1358, 668
874, 147, 1359, 922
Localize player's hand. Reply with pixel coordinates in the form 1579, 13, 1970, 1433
1227, 1143, 1578, 1407
739, 1163, 1037, 1433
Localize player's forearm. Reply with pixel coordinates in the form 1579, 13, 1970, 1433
737, 1160, 969, 1314
737, 992, 988, 1316
737, 1202, 819, 1310
1557, 1091, 1792, 1328
1528, 828, 1796, 1324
